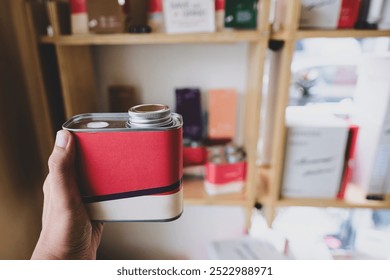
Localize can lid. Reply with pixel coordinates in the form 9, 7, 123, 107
128, 104, 173, 128
129, 104, 170, 120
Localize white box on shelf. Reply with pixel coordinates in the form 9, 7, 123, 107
299, 0, 342, 29
281, 106, 349, 198
163, 0, 215, 34
352, 55, 390, 197
378, 0, 390, 30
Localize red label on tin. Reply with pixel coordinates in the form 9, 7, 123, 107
75, 129, 182, 198
183, 146, 207, 167
205, 161, 246, 185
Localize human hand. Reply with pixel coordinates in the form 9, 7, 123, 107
31, 130, 103, 260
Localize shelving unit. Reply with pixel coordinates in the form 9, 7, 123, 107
259, 0, 390, 227
25, 0, 272, 229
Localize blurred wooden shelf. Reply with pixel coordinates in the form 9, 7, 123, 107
271, 29, 390, 41
183, 178, 248, 206
40, 31, 266, 46
258, 166, 390, 209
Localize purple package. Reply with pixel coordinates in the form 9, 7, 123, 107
175, 88, 203, 141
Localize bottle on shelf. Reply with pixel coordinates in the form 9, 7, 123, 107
69, 0, 89, 34
148, 0, 164, 33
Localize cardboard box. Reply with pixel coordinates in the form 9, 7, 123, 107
224, 0, 258, 29
338, 0, 361, 29
183, 146, 208, 167
299, 0, 342, 29
282, 106, 349, 198
352, 55, 390, 197
87, 0, 129, 33
108, 85, 139, 112
175, 88, 204, 141
163, 0, 215, 33
378, 0, 390, 30
204, 161, 246, 195
208, 89, 237, 140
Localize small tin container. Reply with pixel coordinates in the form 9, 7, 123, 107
63, 104, 183, 222
204, 144, 247, 196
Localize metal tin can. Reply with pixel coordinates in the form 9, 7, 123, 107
63, 104, 183, 222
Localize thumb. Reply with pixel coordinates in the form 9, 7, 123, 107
47, 130, 81, 209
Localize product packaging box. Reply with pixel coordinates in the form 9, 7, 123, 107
183, 146, 208, 167
355, 0, 384, 29
337, 0, 361, 29
282, 106, 349, 198
183, 140, 207, 179
299, 0, 342, 29
175, 88, 204, 141
108, 85, 139, 112
87, 0, 129, 33
205, 161, 246, 195
378, 0, 390, 30
204, 144, 246, 195
163, 0, 215, 34
352, 55, 390, 199
224, 0, 258, 29
208, 89, 237, 140
337, 124, 359, 199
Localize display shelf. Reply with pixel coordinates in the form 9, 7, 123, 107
259, 167, 390, 209
40, 30, 265, 46
183, 179, 248, 206
259, 0, 390, 227
271, 29, 390, 40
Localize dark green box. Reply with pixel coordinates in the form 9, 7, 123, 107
224, 0, 258, 29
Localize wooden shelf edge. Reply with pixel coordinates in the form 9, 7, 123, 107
40, 31, 267, 45
271, 29, 390, 41
258, 166, 390, 209
183, 178, 249, 207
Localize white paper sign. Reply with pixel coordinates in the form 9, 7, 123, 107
163, 0, 215, 33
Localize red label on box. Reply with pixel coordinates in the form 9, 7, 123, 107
338, 0, 361, 29
205, 161, 246, 185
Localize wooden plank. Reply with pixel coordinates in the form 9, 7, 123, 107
261, 0, 301, 227
297, 29, 390, 39
40, 31, 262, 45
56, 46, 98, 118
243, 42, 267, 226
11, 0, 54, 166
258, 0, 272, 36
272, 29, 390, 40
46, 1, 61, 36
259, 166, 390, 209
183, 179, 248, 206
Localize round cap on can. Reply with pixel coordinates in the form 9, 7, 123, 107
128, 104, 173, 128
129, 104, 170, 120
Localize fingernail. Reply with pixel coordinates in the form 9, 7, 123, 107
55, 130, 69, 149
